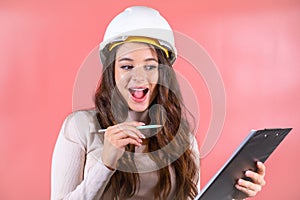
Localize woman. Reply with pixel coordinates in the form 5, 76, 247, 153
51, 6, 266, 200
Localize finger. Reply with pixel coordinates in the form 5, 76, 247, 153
238, 178, 262, 191
256, 161, 266, 176
122, 121, 145, 127
106, 123, 146, 139
105, 129, 143, 146
115, 121, 145, 131
115, 137, 143, 148
235, 183, 258, 197
245, 170, 266, 186
108, 125, 145, 140
113, 131, 143, 143
120, 125, 146, 139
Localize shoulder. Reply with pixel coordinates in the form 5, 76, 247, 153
64, 109, 99, 127
60, 109, 101, 148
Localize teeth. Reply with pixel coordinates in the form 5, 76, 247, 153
132, 88, 145, 91
129, 88, 149, 98
129, 88, 148, 92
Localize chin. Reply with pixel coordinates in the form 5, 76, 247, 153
128, 103, 149, 112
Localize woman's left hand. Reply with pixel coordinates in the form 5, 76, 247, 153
235, 161, 266, 197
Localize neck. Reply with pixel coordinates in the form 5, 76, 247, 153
127, 109, 150, 124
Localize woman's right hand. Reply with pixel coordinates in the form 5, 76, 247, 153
101, 121, 146, 170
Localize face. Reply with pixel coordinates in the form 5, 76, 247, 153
114, 42, 159, 112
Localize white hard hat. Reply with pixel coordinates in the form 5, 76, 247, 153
99, 6, 177, 64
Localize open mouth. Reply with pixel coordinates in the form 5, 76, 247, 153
129, 87, 149, 102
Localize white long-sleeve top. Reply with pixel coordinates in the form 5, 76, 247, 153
51, 110, 200, 200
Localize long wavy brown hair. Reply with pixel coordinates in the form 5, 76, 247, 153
94, 45, 199, 199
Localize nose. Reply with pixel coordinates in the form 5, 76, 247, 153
131, 66, 146, 82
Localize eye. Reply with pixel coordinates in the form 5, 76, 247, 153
144, 65, 157, 71
120, 65, 134, 70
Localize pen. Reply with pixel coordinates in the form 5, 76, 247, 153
97, 124, 163, 133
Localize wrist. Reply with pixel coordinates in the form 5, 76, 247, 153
104, 164, 115, 171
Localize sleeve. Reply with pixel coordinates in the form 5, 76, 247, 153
51, 112, 115, 200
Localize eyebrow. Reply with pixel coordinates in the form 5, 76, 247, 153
145, 58, 158, 62
118, 57, 158, 62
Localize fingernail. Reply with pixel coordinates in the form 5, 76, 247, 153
245, 170, 251, 176
257, 161, 263, 165
139, 122, 145, 125
139, 134, 146, 139
238, 179, 243, 184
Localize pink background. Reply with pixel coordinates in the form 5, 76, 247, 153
1, 1, 299, 199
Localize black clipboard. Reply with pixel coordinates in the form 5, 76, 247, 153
195, 128, 292, 200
